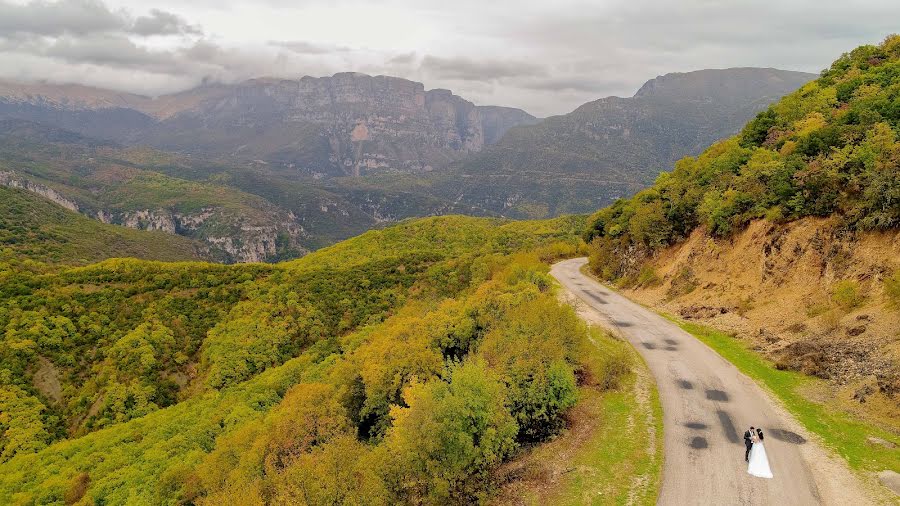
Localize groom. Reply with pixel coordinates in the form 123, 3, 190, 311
743, 426, 755, 461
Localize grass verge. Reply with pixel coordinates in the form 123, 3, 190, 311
672, 318, 899, 474
492, 326, 664, 505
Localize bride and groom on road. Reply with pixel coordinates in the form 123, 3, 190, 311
744, 426, 773, 478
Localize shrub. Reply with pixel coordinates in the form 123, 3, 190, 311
382, 360, 518, 503
830, 280, 865, 310
667, 267, 698, 297
636, 267, 661, 288
594, 345, 632, 391
884, 270, 900, 308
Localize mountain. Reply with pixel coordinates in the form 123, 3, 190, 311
444, 68, 817, 217
0, 186, 207, 264
0, 74, 539, 177
0, 68, 813, 261
584, 36, 900, 423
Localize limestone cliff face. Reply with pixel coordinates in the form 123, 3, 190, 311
0, 172, 79, 212
98, 207, 307, 263
141, 74, 518, 176
1, 170, 307, 263
0, 75, 538, 177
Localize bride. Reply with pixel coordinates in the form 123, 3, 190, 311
747, 428, 773, 478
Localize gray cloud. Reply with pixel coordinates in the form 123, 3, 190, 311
132, 9, 201, 36
0, 0, 200, 37
0, 0, 123, 36
420, 55, 546, 81
387, 52, 416, 65
0, 0, 898, 116
46, 34, 170, 68
269, 40, 348, 54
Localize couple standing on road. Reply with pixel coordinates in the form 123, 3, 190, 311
744, 427, 773, 478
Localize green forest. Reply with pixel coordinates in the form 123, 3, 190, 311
585, 35, 900, 280
0, 214, 642, 505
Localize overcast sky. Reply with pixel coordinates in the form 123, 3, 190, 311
0, 0, 897, 116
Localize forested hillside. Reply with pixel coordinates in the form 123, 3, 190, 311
584, 36, 900, 421
0, 214, 642, 505
0, 186, 207, 264
585, 36, 900, 274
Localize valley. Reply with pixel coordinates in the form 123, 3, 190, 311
0, 10, 898, 505
0, 68, 813, 262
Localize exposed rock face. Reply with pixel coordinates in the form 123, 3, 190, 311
1, 168, 306, 263
140, 75, 500, 176
477, 106, 541, 145
97, 207, 307, 263
121, 210, 177, 234
0, 171, 79, 212
0, 74, 538, 177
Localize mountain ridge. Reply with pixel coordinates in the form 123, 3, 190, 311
0, 67, 816, 261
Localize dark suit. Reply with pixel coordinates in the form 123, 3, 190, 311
744, 430, 753, 461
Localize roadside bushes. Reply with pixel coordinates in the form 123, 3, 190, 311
382, 360, 518, 503
479, 296, 580, 441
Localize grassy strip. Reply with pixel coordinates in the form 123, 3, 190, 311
495, 326, 663, 505
553, 328, 664, 505
672, 318, 899, 474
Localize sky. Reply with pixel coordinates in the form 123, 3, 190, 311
0, 0, 898, 117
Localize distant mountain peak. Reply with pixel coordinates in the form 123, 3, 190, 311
633, 67, 818, 100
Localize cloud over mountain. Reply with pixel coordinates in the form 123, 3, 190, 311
0, 0, 898, 115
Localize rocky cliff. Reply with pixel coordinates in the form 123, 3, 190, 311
0, 74, 537, 177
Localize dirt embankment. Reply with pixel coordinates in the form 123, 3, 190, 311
621, 217, 900, 426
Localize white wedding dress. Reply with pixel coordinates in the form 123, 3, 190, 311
747, 437, 773, 478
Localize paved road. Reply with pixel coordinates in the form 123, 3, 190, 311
551, 258, 873, 505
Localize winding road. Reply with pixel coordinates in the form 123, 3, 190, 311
551, 258, 875, 505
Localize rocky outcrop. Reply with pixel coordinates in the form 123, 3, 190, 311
121, 210, 177, 234
0, 171, 79, 212
0, 169, 306, 263
99, 207, 306, 263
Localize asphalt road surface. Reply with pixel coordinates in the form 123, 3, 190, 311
551, 258, 875, 505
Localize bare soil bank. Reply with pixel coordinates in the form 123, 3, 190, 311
620, 218, 900, 430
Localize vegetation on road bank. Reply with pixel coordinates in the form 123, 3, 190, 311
493, 325, 663, 505
673, 318, 899, 476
